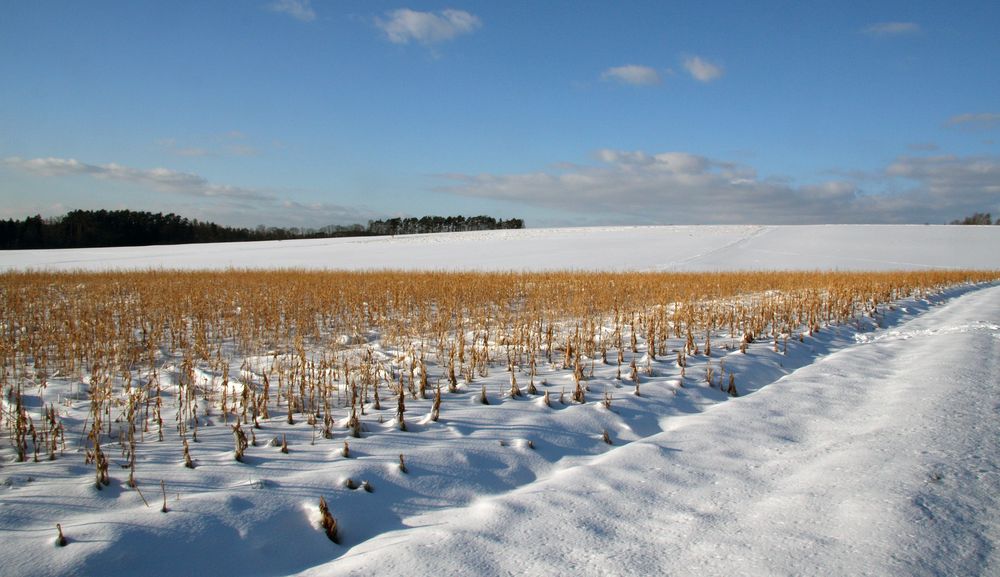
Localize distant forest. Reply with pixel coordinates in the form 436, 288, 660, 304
0, 210, 524, 250
949, 212, 997, 225
367, 215, 524, 236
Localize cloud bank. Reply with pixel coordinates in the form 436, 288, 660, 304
438, 150, 1000, 225
7, 150, 997, 228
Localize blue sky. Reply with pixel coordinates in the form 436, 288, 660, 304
2, 1, 998, 228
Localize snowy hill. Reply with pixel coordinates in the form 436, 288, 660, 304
2, 224, 999, 271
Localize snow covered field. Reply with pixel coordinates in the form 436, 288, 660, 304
320, 283, 1000, 577
1, 225, 998, 577
3, 224, 999, 272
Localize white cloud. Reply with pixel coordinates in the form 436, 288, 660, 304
437, 150, 1000, 224
863, 21, 921, 36
601, 65, 662, 86
3, 156, 271, 201
595, 150, 714, 173
682, 56, 723, 82
376, 8, 481, 44
268, 0, 316, 22
947, 113, 1000, 129
4, 157, 96, 177
887, 155, 1000, 197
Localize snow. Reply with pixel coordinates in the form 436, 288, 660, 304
1, 225, 998, 577
312, 284, 1000, 577
2, 224, 999, 271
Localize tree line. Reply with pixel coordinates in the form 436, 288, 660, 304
0, 210, 523, 250
366, 215, 524, 236
949, 212, 997, 225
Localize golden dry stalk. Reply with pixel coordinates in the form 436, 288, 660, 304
318, 496, 339, 543
1, 267, 997, 483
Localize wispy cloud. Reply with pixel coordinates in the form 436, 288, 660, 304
173, 147, 212, 158
437, 149, 1000, 224
375, 8, 481, 45
1, 155, 386, 228
159, 131, 260, 158
3, 156, 271, 201
863, 21, 921, 36
268, 0, 316, 22
189, 199, 379, 229
682, 56, 723, 82
601, 65, 662, 86
946, 112, 1000, 130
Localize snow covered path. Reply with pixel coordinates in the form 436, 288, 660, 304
314, 285, 1000, 577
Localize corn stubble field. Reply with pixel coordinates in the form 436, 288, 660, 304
1, 269, 998, 572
